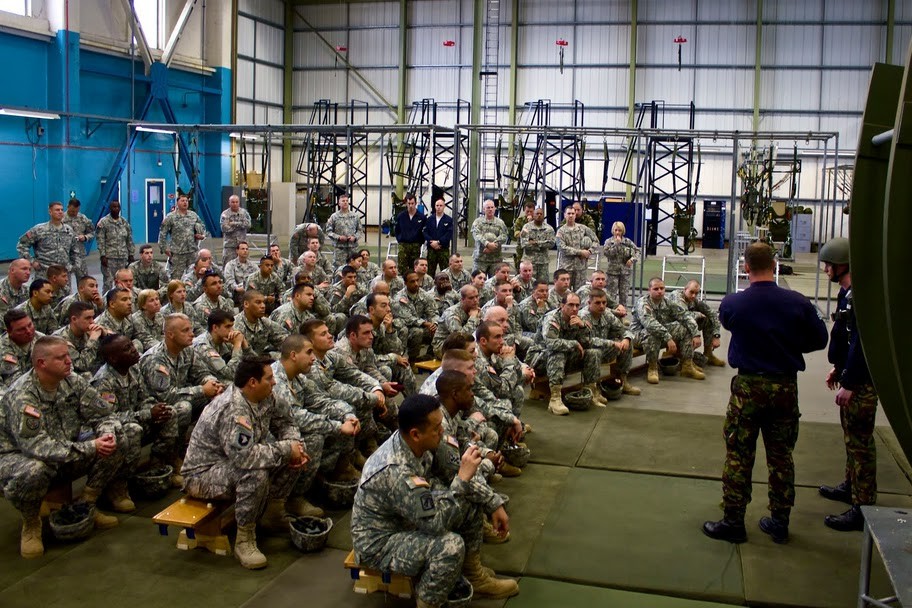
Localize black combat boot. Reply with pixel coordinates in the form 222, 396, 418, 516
758, 509, 790, 544
702, 519, 747, 543
824, 505, 864, 532
818, 480, 852, 505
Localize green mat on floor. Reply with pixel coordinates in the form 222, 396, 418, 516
503, 577, 741, 608
0, 501, 83, 592
525, 468, 745, 604
0, 516, 299, 608
326, 510, 352, 552
578, 408, 912, 494
522, 401, 602, 467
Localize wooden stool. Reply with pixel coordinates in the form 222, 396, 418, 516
153, 497, 235, 556
414, 359, 442, 374
39, 482, 73, 517
344, 549, 413, 598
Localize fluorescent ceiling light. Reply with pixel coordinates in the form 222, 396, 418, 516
0, 108, 60, 120
136, 126, 176, 135
230, 132, 258, 141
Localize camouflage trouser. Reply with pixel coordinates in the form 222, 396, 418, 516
71, 253, 89, 281
403, 326, 433, 360
606, 271, 632, 306
360, 503, 483, 605
426, 247, 450, 278
101, 257, 129, 293
397, 243, 422, 277
473, 255, 502, 276
378, 361, 419, 397
513, 246, 524, 270
0, 449, 125, 519
169, 400, 195, 459
637, 322, 695, 363
332, 244, 357, 269
531, 261, 551, 285
841, 384, 878, 505
721, 374, 800, 519
169, 252, 197, 280
291, 432, 325, 497
531, 346, 601, 387
565, 261, 588, 291
600, 341, 634, 374
222, 245, 238, 265
184, 461, 300, 527
122, 416, 180, 475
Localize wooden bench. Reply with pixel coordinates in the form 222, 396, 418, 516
153, 496, 235, 556
413, 359, 442, 374
344, 549, 413, 598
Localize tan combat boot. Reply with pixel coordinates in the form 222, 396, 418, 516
586, 383, 609, 407
462, 551, 519, 599
169, 456, 185, 489
704, 347, 726, 367
482, 518, 511, 545
287, 496, 325, 518
621, 374, 641, 396
234, 523, 268, 569
20, 516, 44, 559
547, 385, 570, 416
259, 498, 290, 534
329, 453, 362, 482
498, 462, 522, 477
105, 479, 136, 513
681, 359, 706, 380
647, 361, 660, 384
80, 486, 120, 529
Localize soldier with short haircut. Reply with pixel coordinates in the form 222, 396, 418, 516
95, 287, 143, 354
576, 270, 623, 316
473, 320, 527, 445
17, 201, 81, 280
268, 243, 294, 287
96, 200, 135, 292
271, 281, 318, 333
555, 206, 593, 290
191, 308, 253, 385
547, 268, 573, 309
518, 280, 551, 338
393, 270, 438, 361
371, 258, 404, 295
224, 242, 258, 307
17, 279, 58, 336
414, 257, 435, 291
220, 194, 252, 264
325, 193, 364, 268
54, 301, 105, 378
519, 206, 555, 284
471, 199, 509, 275
158, 194, 206, 279
675, 280, 725, 367
246, 256, 284, 315
233, 290, 288, 357
431, 273, 459, 318
432, 285, 482, 358
289, 222, 325, 263
57, 275, 105, 325
0, 259, 32, 322
0, 310, 42, 388
193, 271, 236, 320
511, 199, 536, 268
445, 254, 472, 291
366, 293, 418, 396
63, 198, 94, 280
130, 244, 170, 291
582, 288, 640, 397
45, 264, 71, 311
329, 265, 366, 318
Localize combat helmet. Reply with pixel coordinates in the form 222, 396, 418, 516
819, 237, 850, 266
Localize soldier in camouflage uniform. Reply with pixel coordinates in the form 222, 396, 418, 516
190, 309, 253, 384
329, 265, 366, 322
0, 259, 32, 323
45, 265, 70, 313
270, 282, 318, 333
161, 280, 205, 335
325, 193, 364, 268
511, 200, 536, 269
0, 336, 126, 558
471, 199, 509, 275
582, 288, 640, 396
367, 293, 418, 396
219, 195, 252, 264
520, 207, 556, 284
675, 280, 725, 367
432, 285, 482, 358
129, 245, 169, 292
182, 358, 306, 569
95, 288, 144, 354
576, 270, 625, 317
0, 310, 43, 388
16, 279, 59, 336
393, 271, 438, 361
223, 242, 257, 307
17, 201, 81, 280
703, 242, 828, 545
473, 319, 529, 444
445, 254, 472, 291
547, 269, 573, 310
336, 315, 409, 408
96, 201, 135, 292
414, 257, 435, 292
511, 261, 536, 302
526, 292, 606, 415
293, 251, 331, 293
246, 256, 284, 315
371, 259, 404, 295
351, 394, 518, 607
268, 243, 295, 288
356, 249, 382, 287
480, 263, 510, 305
158, 194, 206, 280
602, 221, 640, 306
555, 206, 594, 290
129, 289, 165, 352
233, 291, 288, 358
53, 301, 104, 378
193, 272, 236, 322
631, 278, 703, 384
517, 280, 551, 338
289, 222, 325, 264
818, 237, 877, 532
63, 199, 94, 281
304, 236, 335, 278
431, 273, 460, 318
56, 276, 104, 326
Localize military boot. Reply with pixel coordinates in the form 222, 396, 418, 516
499, 462, 522, 477
759, 512, 790, 544
169, 456, 185, 489
287, 496, 325, 518
824, 505, 864, 531
702, 518, 747, 543
462, 551, 519, 599
20, 516, 44, 559
586, 383, 609, 407
819, 480, 852, 505
80, 486, 120, 529
329, 453, 362, 482
647, 362, 660, 384
681, 359, 706, 380
547, 385, 569, 416
105, 479, 136, 513
259, 498, 290, 534
621, 374, 641, 396
704, 347, 726, 367
483, 518, 510, 545
234, 523, 268, 569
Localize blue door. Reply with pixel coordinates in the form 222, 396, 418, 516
146, 180, 165, 243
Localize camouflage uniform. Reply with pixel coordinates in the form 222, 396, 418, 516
602, 236, 639, 305
356, 261, 381, 288
630, 295, 699, 363
433, 409, 498, 489
392, 287, 438, 360
325, 210, 364, 268
370, 274, 405, 296
271, 257, 295, 288
432, 304, 481, 358
512, 276, 535, 302
673, 289, 721, 345
192, 293, 236, 322
55, 293, 104, 327
270, 301, 316, 335
223, 258, 258, 303
161, 302, 205, 335
517, 294, 551, 338
190, 332, 252, 384
181, 386, 301, 527
546, 287, 571, 311
526, 308, 600, 388
0, 278, 29, 322
129, 310, 164, 352
16, 300, 58, 336
52, 325, 102, 378
158, 210, 205, 279
308, 350, 383, 442
479, 300, 532, 357
576, 284, 619, 310
94, 310, 144, 355
470, 216, 509, 275
0, 334, 43, 390
91, 363, 177, 475
352, 432, 493, 607
581, 307, 634, 373
288, 223, 325, 263
232, 313, 288, 358
96, 214, 135, 292
511, 214, 531, 268
519, 221, 555, 284
474, 349, 523, 440
445, 268, 472, 292
129, 259, 170, 292
0, 370, 126, 519
328, 281, 366, 318
555, 224, 594, 290
219, 207, 252, 263
16, 222, 80, 278
246, 271, 285, 313
432, 289, 460, 319
63, 211, 94, 280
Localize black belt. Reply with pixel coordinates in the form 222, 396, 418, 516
737, 371, 797, 383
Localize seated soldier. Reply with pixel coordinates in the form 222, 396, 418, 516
305, 235, 335, 277
631, 277, 704, 385
432, 285, 482, 358
180, 249, 224, 286
1, 336, 126, 558
481, 263, 511, 303
370, 258, 404, 295
334, 251, 366, 286
192, 271, 237, 320
350, 280, 390, 317
581, 288, 640, 397
546, 268, 573, 309
366, 293, 418, 396
357, 248, 382, 286
182, 356, 308, 570
271, 281, 318, 333
289, 222, 325, 263
329, 265, 366, 321
576, 270, 626, 317
431, 272, 460, 318
472, 270, 491, 304
293, 251, 331, 293
473, 320, 527, 449
482, 306, 536, 413
183, 257, 214, 302
393, 270, 438, 361
53, 301, 105, 378
129, 244, 170, 291
56, 275, 105, 326
414, 257, 435, 291
223, 241, 258, 307
17, 278, 58, 336
161, 279, 205, 334
0, 309, 44, 388
444, 253, 472, 291
129, 288, 165, 352
233, 290, 288, 358
112, 267, 142, 311
191, 309, 253, 384
420, 332, 476, 396
95, 287, 144, 353
246, 255, 284, 315
511, 261, 536, 302
517, 280, 551, 339
45, 264, 71, 311
674, 280, 725, 367
351, 394, 519, 607
336, 315, 410, 404
268, 243, 295, 287
481, 280, 532, 359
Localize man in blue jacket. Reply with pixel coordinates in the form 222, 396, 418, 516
424, 197, 453, 277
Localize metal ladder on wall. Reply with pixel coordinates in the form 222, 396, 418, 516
478, 0, 501, 194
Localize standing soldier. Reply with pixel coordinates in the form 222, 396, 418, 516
96, 200, 135, 292
129, 245, 170, 291
220, 194, 252, 264
395, 192, 426, 275
520, 207, 556, 284
159, 194, 206, 280
702, 242, 827, 545
818, 237, 877, 532
325, 193, 364, 268
63, 198, 94, 281
471, 199, 509, 275
555, 206, 592, 290
511, 199, 535, 269
17, 201, 81, 280
424, 197, 453, 277
602, 221, 639, 307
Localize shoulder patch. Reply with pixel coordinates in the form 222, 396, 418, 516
23, 405, 41, 418
3, 354, 17, 364
446, 435, 459, 448
549, 321, 560, 330
285, 319, 293, 329
208, 350, 221, 358
236, 416, 253, 430
157, 364, 170, 375
99, 392, 116, 404
409, 475, 430, 489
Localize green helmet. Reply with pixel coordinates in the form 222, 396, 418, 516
564, 388, 593, 411
819, 237, 850, 265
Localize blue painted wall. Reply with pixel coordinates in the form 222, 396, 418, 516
0, 29, 232, 260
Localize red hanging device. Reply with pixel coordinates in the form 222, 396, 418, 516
674, 36, 687, 71
556, 38, 569, 74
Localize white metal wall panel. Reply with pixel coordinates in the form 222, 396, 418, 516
640, 24, 697, 65
349, 1, 398, 27
576, 0, 628, 23
694, 25, 753, 67
349, 28, 398, 68
639, 0, 696, 22
819, 116, 858, 152
519, 25, 571, 66
822, 25, 881, 66
573, 67, 628, 108
819, 71, 867, 112
410, 26, 465, 66
294, 32, 338, 67
762, 25, 823, 66
239, 0, 283, 27
293, 71, 348, 106
295, 4, 347, 29
236, 101, 254, 124
694, 69, 753, 111
693, 0, 752, 22
255, 23, 285, 65
893, 25, 912, 63
575, 25, 630, 66
256, 65, 284, 105
521, 0, 572, 25
408, 68, 462, 102
637, 68, 696, 109
347, 68, 398, 105
824, 0, 884, 21
237, 58, 255, 98
765, 0, 823, 21
237, 16, 256, 56
410, 0, 460, 26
